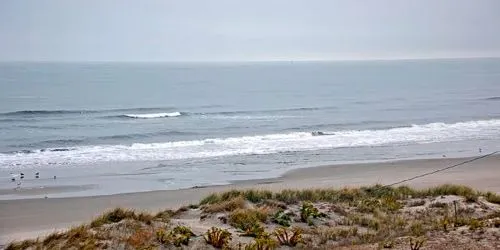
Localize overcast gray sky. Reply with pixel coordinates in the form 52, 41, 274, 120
1, 0, 499, 62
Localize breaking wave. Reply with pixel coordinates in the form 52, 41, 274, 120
121, 112, 183, 119
1, 119, 499, 168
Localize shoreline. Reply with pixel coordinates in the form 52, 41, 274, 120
1, 155, 499, 244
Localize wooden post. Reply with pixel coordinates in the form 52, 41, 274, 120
453, 200, 458, 224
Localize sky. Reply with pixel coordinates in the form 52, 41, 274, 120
1, 0, 500, 62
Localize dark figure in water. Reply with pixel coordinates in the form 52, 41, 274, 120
35, 172, 40, 179
311, 131, 325, 136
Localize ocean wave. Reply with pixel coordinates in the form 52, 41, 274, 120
8, 139, 85, 149
484, 96, 500, 101
97, 130, 195, 140
8, 130, 194, 149
0, 107, 174, 117
1, 106, 333, 121
1, 119, 499, 168
121, 112, 183, 119
0, 110, 93, 116
205, 106, 335, 116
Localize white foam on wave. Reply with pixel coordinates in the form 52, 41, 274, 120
124, 112, 182, 119
1, 119, 499, 168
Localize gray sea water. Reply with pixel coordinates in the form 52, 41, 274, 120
1, 58, 499, 198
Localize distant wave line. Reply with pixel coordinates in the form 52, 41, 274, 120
6, 130, 196, 150
484, 96, 500, 101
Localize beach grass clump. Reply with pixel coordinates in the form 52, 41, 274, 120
262, 199, 288, 209
274, 227, 304, 247
409, 221, 426, 237
136, 211, 154, 225
204, 227, 232, 248
409, 237, 426, 250
41, 231, 65, 246
63, 225, 97, 248
229, 208, 268, 237
348, 214, 381, 231
203, 196, 246, 213
245, 237, 279, 250
244, 189, 274, 203
420, 184, 478, 201
339, 227, 359, 238
90, 208, 137, 228
154, 208, 178, 222
315, 227, 340, 243
200, 189, 273, 205
484, 191, 500, 204
5, 239, 39, 250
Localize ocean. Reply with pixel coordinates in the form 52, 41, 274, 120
1, 58, 499, 199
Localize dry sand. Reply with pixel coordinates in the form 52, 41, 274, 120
1, 155, 499, 245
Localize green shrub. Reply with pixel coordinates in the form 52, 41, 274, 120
229, 209, 268, 235
272, 210, 292, 227
245, 237, 279, 250
156, 228, 171, 245
170, 225, 195, 247
300, 202, 325, 224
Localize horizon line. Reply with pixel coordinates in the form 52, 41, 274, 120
1, 55, 500, 64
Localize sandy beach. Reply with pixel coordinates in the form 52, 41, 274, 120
1, 155, 499, 245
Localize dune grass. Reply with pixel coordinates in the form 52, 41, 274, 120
6, 184, 500, 250
199, 184, 491, 207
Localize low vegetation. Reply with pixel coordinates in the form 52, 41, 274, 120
204, 227, 232, 248
6, 184, 500, 249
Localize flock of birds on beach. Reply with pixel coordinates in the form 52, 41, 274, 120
9, 171, 56, 190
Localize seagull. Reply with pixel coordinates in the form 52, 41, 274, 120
10, 173, 17, 182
